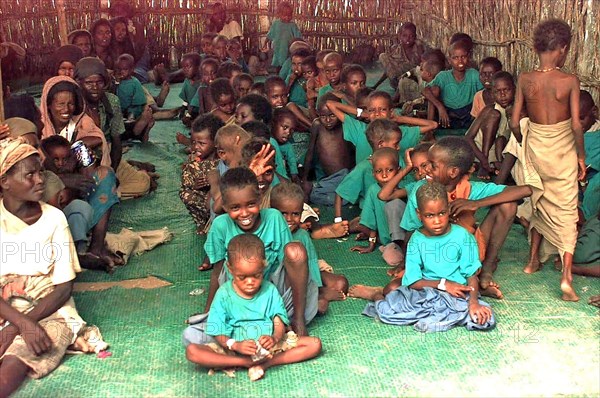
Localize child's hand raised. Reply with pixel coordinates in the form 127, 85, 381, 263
258, 335, 276, 350
232, 340, 258, 356
444, 281, 474, 299
404, 148, 414, 170
249, 144, 275, 177
468, 302, 492, 325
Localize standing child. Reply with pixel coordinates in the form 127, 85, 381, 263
180, 114, 224, 234
509, 19, 586, 301
270, 107, 299, 183
470, 57, 503, 118
422, 39, 483, 128
266, 1, 302, 73
271, 182, 349, 314
185, 234, 321, 381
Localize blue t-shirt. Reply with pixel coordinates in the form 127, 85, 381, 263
206, 280, 289, 341
402, 224, 481, 287
429, 68, 483, 109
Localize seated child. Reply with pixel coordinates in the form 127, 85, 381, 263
232, 73, 254, 99
226, 38, 249, 73
470, 57, 503, 118
264, 76, 312, 130
183, 167, 319, 340
465, 71, 515, 179
303, 93, 355, 206
115, 54, 154, 142
317, 52, 344, 99
235, 93, 273, 126
41, 135, 121, 270
271, 182, 349, 314
209, 78, 236, 124
400, 136, 532, 297
302, 56, 321, 118
250, 81, 265, 96
400, 53, 445, 116
350, 182, 496, 333
240, 137, 278, 207
423, 39, 483, 128
285, 47, 312, 109
212, 35, 231, 63
335, 64, 367, 105
580, 91, 600, 222
351, 148, 412, 268
188, 57, 219, 121
0, 139, 100, 396
184, 234, 321, 381
199, 32, 217, 57
270, 107, 299, 183
266, 1, 302, 73
178, 52, 203, 126
217, 61, 243, 84
180, 114, 224, 234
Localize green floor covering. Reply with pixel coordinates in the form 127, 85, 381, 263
14, 77, 600, 397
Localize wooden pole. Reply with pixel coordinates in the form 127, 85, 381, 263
0, 65, 4, 122
56, 0, 69, 46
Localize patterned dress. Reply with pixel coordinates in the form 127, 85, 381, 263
179, 157, 219, 230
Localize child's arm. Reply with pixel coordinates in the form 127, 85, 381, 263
509, 75, 525, 142
208, 169, 223, 214
409, 278, 473, 297
258, 315, 286, 350
466, 275, 492, 325
448, 185, 533, 217
286, 102, 312, 130
306, 78, 318, 119
378, 149, 413, 201
213, 334, 258, 356
390, 114, 438, 134
422, 85, 450, 127
350, 228, 377, 253
334, 194, 343, 219
325, 100, 358, 123
568, 77, 587, 181
301, 122, 319, 181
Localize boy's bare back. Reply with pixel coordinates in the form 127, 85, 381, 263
518, 70, 578, 125
313, 121, 354, 176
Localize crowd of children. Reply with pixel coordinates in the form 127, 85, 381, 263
0, 3, 599, 392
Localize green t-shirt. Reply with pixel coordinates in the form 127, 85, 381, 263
359, 184, 391, 245
116, 77, 146, 118
180, 78, 201, 105
402, 224, 481, 287
270, 138, 290, 178
292, 228, 323, 287
286, 75, 308, 108
584, 128, 599, 171
267, 19, 302, 67
317, 84, 333, 100
343, 117, 371, 164
429, 68, 483, 109
204, 208, 292, 279
400, 179, 506, 231
335, 158, 376, 207
206, 280, 289, 341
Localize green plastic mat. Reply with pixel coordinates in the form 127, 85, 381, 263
14, 79, 600, 398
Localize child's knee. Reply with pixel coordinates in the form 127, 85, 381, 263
284, 242, 308, 265
332, 274, 349, 293
496, 201, 517, 219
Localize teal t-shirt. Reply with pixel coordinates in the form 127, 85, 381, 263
318, 84, 333, 100
343, 117, 371, 164
204, 208, 292, 279
402, 224, 482, 287
270, 138, 290, 178
584, 129, 599, 171
335, 158, 376, 207
359, 184, 391, 245
399, 125, 421, 152
400, 179, 506, 231
279, 58, 292, 79
292, 228, 323, 287
180, 78, 201, 105
279, 141, 298, 175
206, 280, 289, 341
267, 19, 302, 67
116, 77, 146, 118
429, 68, 483, 109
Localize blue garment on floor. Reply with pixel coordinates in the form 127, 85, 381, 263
362, 286, 495, 333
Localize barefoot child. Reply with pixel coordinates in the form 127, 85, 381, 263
178, 53, 203, 126
182, 167, 319, 340
185, 234, 321, 381
180, 114, 224, 234
510, 19, 587, 301
271, 182, 349, 314
352, 182, 496, 333
270, 107, 300, 183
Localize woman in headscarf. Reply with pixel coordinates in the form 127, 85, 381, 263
53, 44, 84, 79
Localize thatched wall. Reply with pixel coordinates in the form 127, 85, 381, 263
1, 0, 599, 103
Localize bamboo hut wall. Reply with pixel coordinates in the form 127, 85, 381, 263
0, 0, 598, 103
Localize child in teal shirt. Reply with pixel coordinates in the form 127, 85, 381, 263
266, 2, 302, 69
270, 108, 299, 182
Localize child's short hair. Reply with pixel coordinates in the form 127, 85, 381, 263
434, 136, 474, 175
250, 82, 265, 95
241, 137, 271, 166
277, 1, 293, 13
213, 34, 229, 45
316, 92, 340, 110
272, 107, 297, 127
316, 49, 334, 65
241, 121, 270, 139
219, 166, 259, 198
422, 59, 444, 75
41, 135, 70, 156
366, 119, 402, 147
301, 56, 318, 72
533, 19, 572, 53
116, 53, 134, 67
492, 71, 514, 86
449, 32, 473, 53
270, 181, 304, 207
209, 77, 235, 103
340, 64, 366, 83
480, 57, 502, 72
191, 113, 225, 140
448, 38, 472, 55
355, 87, 373, 105
416, 181, 448, 210
422, 48, 446, 66
233, 73, 254, 87
411, 142, 433, 156
401, 22, 417, 34
579, 90, 595, 113
200, 57, 219, 71
372, 147, 399, 165
367, 90, 392, 106
237, 93, 273, 124
227, 233, 265, 268
264, 76, 286, 95
291, 48, 312, 59
217, 61, 243, 79
182, 52, 202, 67
201, 32, 218, 41
323, 52, 343, 65
215, 124, 252, 148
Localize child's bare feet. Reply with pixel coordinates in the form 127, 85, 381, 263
311, 221, 348, 239
176, 132, 191, 146
560, 276, 579, 302
68, 336, 94, 353
197, 258, 212, 271
588, 294, 600, 307
248, 365, 265, 381
523, 258, 542, 274
156, 81, 170, 107
321, 287, 346, 302
348, 216, 362, 233
153, 63, 167, 85
317, 298, 329, 314
477, 167, 491, 180
480, 281, 503, 299
347, 285, 384, 301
